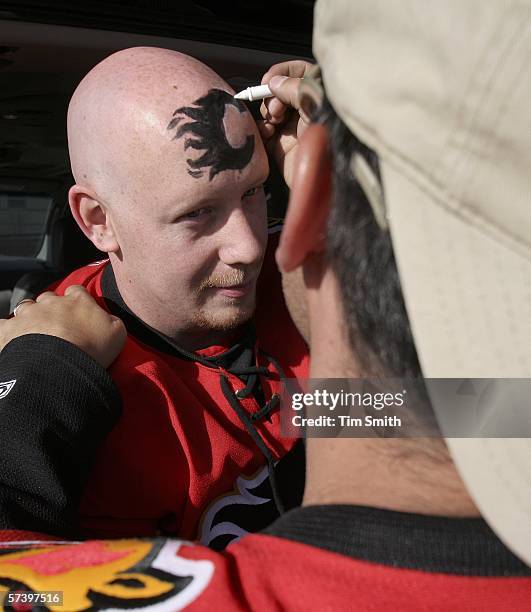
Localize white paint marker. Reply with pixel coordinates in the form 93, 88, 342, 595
234, 84, 273, 102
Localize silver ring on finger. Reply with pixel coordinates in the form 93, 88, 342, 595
13, 298, 35, 317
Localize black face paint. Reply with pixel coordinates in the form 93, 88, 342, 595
167, 88, 255, 180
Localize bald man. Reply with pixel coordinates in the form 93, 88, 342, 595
51, 47, 308, 545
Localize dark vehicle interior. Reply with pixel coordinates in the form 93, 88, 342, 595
0, 0, 314, 317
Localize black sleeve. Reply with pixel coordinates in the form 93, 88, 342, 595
0, 333, 122, 538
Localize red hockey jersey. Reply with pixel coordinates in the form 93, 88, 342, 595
0, 520, 529, 612
52, 235, 309, 544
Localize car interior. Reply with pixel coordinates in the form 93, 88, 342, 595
0, 1, 313, 317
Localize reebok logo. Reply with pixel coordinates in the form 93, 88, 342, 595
0, 380, 16, 399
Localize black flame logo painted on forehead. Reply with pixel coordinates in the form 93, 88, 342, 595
167, 88, 255, 181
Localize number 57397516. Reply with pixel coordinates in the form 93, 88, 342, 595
4, 590, 63, 606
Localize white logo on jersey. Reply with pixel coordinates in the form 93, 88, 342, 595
199, 466, 272, 546
0, 380, 16, 399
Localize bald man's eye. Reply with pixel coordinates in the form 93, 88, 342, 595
243, 185, 264, 199
184, 207, 212, 219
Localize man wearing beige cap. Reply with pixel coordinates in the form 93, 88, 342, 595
0, 0, 530, 608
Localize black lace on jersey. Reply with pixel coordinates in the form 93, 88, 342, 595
219, 350, 286, 515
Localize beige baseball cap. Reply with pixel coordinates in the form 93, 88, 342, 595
313, 0, 531, 565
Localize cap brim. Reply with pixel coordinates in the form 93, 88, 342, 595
382, 160, 531, 566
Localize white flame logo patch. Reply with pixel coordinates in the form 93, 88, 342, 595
199, 466, 272, 546
0, 380, 16, 399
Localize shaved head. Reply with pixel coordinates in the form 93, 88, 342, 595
67, 47, 269, 348
68, 47, 257, 205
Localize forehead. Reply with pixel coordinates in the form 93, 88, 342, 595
159, 88, 268, 202
111, 83, 268, 214
167, 88, 260, 179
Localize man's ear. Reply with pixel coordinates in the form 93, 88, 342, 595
68, 185, 119, 253
276, 123, 332, 272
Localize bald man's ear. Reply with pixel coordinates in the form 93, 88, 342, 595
276, 123, 332, 273
69, 185, 119, 253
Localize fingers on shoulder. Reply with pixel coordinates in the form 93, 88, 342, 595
64, 284, 90, 298
35, 291, 57, 303
111, 316, 127, 344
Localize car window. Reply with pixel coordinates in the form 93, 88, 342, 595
0, 192, 51, 257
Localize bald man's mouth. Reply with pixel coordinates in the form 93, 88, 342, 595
199, 271, 257, 299
215, 280, 255, 299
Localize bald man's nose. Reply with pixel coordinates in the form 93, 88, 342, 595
218, 207, 264, 267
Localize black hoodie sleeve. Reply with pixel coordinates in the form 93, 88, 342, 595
0, 333, 122, 538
